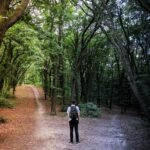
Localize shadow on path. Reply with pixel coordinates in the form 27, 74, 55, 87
29, 86, 128, 150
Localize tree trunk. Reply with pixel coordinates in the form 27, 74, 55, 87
71, 68, 80, 104
43, 61, 48, 100
50, 61, 57, 115
112, 34, 150, 120
71, 78, 76, 101
100, 25, 150, 121
0, 0, 29, 45
109, 63, 114, 109
58, 3, 65, 105
0, 79, 4, 91
80, 69, 86, 102
96, 72, 101, 107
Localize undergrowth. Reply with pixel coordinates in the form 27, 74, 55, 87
0, 97, 14, 108
79, 102, 101, 118
61, 102, 101, 118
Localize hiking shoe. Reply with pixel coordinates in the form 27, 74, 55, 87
76, 141, 80, 144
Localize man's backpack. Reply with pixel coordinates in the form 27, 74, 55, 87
70, 106, 78, 120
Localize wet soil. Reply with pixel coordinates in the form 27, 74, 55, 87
0, 85, 150, 150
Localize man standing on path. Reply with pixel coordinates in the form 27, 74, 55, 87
67, 100, 80, 143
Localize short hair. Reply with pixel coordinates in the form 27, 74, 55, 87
72, 100, 76, 104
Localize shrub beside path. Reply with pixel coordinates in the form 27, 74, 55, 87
0, 85, 150, 150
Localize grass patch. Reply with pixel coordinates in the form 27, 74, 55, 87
0, 98, 14, 109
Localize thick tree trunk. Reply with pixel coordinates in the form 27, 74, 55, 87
80, 70, 86, 102
0, 0, 29, 45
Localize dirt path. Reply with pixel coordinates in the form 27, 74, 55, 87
1, 85, 150, 150
30, 86, 127, 150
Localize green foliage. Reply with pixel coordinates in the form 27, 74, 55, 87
0, 0, 149, 118
61, 102, 101, 118
0, 92, 11, 99
24, 63, 42, 86
0, 21, 42, 94
61, 105, 68, 112
79, 102, 101, 118
0, 98, 14, 109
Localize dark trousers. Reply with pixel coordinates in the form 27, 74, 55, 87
69, 119, 79, 142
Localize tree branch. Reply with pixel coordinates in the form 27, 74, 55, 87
6, 0, 30, 29
137, 0, 150, 12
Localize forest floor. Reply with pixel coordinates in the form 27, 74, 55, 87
0, 85, 150, 150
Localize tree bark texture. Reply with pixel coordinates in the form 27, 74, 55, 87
0, 0, 29, 45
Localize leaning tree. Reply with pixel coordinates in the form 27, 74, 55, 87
0, 0, 30, 45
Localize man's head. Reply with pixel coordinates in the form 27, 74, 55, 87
71, 100, 76, 105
